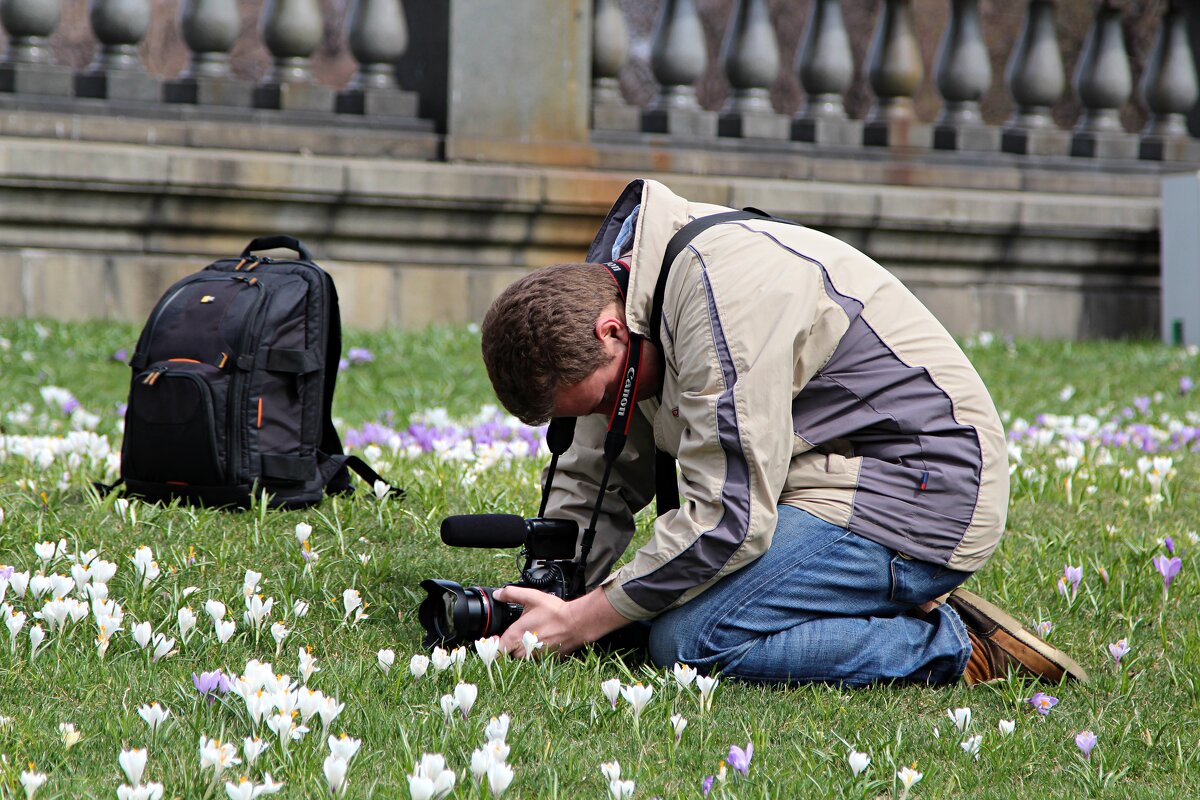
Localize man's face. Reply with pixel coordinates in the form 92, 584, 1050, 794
551, 339, 626, 419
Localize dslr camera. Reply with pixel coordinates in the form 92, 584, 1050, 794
417, 514, 583, 648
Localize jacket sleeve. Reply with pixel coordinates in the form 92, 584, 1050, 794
541, 404, 658, 591
603, 238, 823, 621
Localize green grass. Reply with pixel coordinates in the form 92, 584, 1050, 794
0, 320, 1198, 799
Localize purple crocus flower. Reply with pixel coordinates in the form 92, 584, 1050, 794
1163, 536, 1175, 556
1152, 555, 1183, 589
111, 348, 128, 363
1063, 564, 1083, 592
701, 776, 713, 797
337, 358, 349, 373
0, 565, 13, 581
1075, 730, 1098, 759
1107, 639, 1130, 667
1134, 396, 1152, 414
193, 670, 231, 703
727, 742, 753, 776
1028, 692, 1058, 715
347, 347, 374, 364
1181, 377, 1195, 395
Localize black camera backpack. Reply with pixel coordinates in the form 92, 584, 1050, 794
116, 235, 393, 509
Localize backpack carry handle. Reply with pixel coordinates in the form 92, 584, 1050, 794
242, 235, 313, 261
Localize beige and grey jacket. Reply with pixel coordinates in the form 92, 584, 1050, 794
544, 179, 1009, 622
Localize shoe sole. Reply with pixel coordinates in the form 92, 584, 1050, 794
948, 588, 1090, 684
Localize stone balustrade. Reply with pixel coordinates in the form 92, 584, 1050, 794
0, 0, 1192, 340
0, 0, 428, 125
591, 0, 1200, 162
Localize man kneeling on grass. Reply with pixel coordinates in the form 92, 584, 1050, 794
480, 177, 1086, 687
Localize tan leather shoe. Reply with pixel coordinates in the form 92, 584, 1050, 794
946, 588, 1089, 685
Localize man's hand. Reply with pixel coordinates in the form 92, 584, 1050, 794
494, 585, 631, 658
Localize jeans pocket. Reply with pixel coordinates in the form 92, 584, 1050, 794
889, 554, 970, 606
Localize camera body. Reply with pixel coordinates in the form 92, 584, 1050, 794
417, 516, 582, 648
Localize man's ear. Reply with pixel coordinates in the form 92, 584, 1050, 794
594, 313, 628, 344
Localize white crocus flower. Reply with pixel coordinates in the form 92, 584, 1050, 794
620, 683, 653, 722
947, 706, 972, 733
454, 683, 478, 720
440, 694, 460, 725
295, 523, 312, 546
609, 779, 635, 799
484, 713, 510, 743
695, 675, 719, 712
471, 748, 494, 783
199, 736, 241, 776
292, 599, 310, 618
150, 633, 176, 662
317, 696, 345, 731
897, 765, 923, 794
243, 736, 268, 765
601, 678, 621, 709
138, 702, 170, 733
299, 647, 319, 684
961, 734, 983, 760
323, 754, 349, 796
600, 761, 621, 783
271, 622, 289, 657
848, 750, 870, 776
520, 630, 542, 659
59, 722, 81, 749
431, 647, 453, 672
119, 747, 148, 786
486, 761, 514, 798
242, 570, 263, 600
410, 653, 430, 680
670, 713, 687, 744
130, 546, 158, 586
204, 599, 226, 624
342, 589, 363, 621
328, 733, 362, 762
177, 607, 197, 643
376, 648, 395, 674
242, 595, 274, 631
29, 623, 46, 660
673, 662, 697, 688
214, 619, 236, 644
19, 769, 48, 799
117, 783, 164, 800
475, 636, 501, 672
998, 719, 1016, 736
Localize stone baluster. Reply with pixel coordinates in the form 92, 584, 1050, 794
864, 0, 931, 148
0, 0, 72, 96
336, 0, 419, 118
718, 0, 787, 138
1070, 0, 1136, 159
1139, 0, 1199, 161
1001, 0, 1068, 155
642, 0, 717, 137
591, 0, 639, 131
792, 0, 861, 145
933, 0, 996, 151
76, 0, 158, 101
255, 0, 335, 112
164, 0, 252, 106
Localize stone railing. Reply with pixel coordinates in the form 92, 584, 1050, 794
588, 0, 1198, 161
0, 0, 428, 126
0, 0, 1192, 340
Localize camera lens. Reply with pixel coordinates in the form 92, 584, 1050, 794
418, 580, 520, 648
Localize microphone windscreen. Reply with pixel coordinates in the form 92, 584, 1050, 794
440, 514, 528, 549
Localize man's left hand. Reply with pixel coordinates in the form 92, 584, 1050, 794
494, 585, 630, 658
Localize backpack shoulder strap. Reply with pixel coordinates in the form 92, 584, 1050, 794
647, 208, 800, 514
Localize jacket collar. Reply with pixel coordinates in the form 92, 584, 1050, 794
585, 179, 704, 340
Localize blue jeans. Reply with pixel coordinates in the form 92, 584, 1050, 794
647, 505, 973, 686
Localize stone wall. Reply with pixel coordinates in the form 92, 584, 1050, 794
0, 116, 1162, 339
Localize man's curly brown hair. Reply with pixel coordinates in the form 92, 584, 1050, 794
481, 263, 623, 424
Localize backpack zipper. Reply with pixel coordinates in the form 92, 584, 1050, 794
227, 277, 266, 485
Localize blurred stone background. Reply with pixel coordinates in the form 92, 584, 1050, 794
37, 0, 1164, 131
